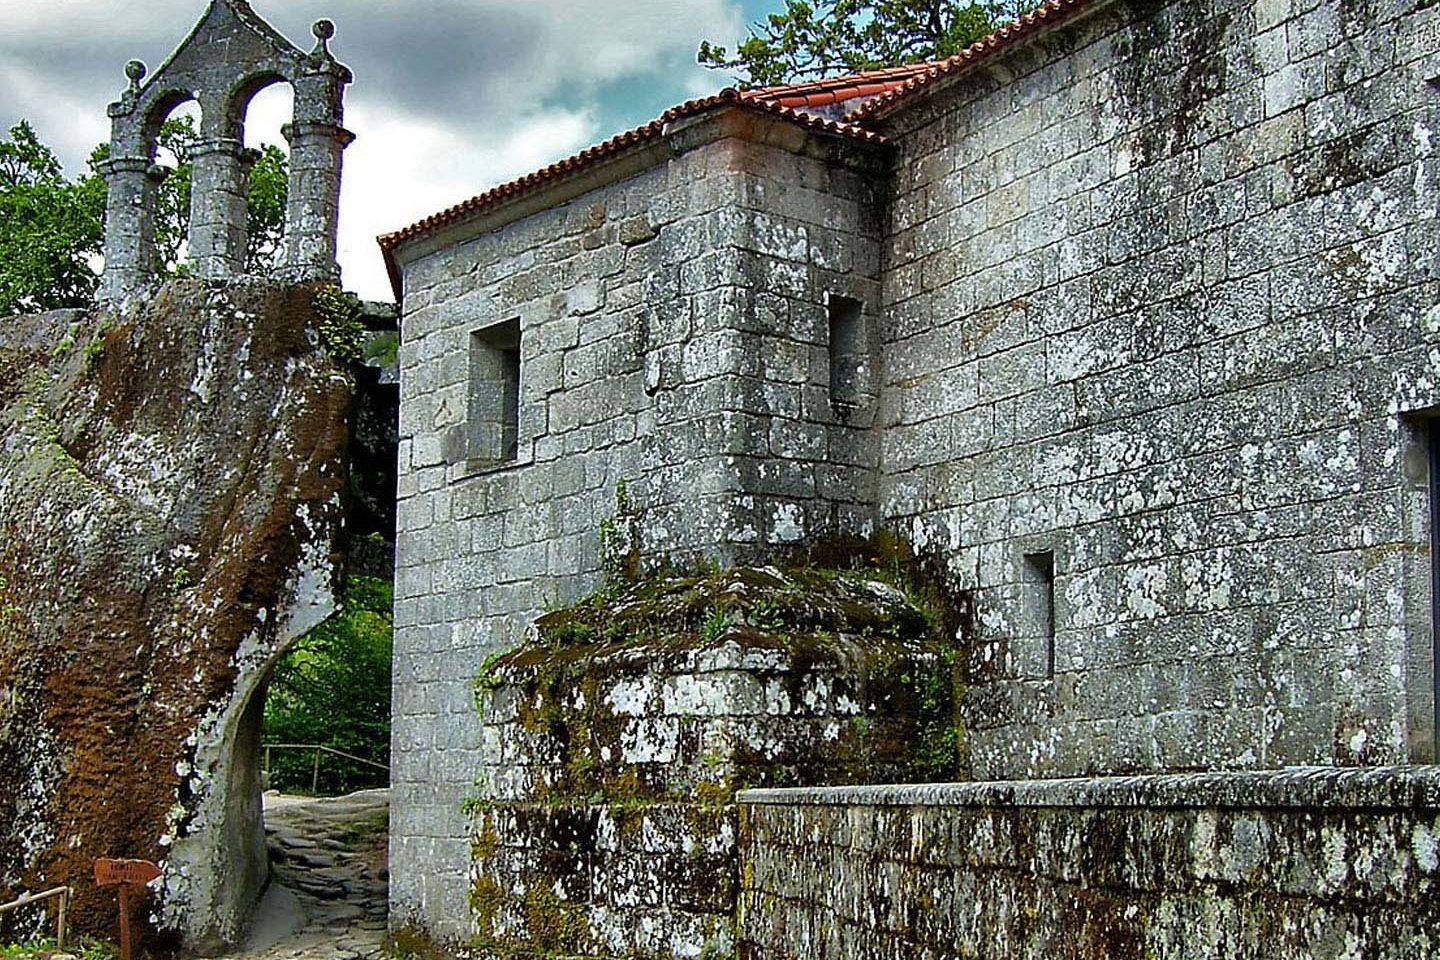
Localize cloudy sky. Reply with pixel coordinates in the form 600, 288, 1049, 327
0, 0, 776, 301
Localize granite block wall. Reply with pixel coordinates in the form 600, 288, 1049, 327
392, 0, 1440, 941
392, 120, 886, 936
738, 768, 1440, 959
875, 0, 1440, 777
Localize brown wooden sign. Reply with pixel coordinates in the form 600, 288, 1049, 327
94, 859, 162, 887
95, 859, 161, 960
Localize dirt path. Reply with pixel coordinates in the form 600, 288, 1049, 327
215, 790, 389, 960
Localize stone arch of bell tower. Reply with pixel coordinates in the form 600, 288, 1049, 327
99, 0, 353, 302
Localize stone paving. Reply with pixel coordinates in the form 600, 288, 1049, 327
215, 790, 389, 960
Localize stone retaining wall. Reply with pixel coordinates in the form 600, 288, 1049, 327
467, 567, 956, 958
738, 767, 1440, 959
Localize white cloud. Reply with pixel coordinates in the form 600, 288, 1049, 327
337, 103, 597, 299
0, 62, 110, 169
0, 0, 745, 301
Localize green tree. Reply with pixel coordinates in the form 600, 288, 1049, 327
143, 115, 290, 274
0, 121, 107, 314
699, 1, 1038, 86
262, 575, 393, 795
0, 118, 289, 317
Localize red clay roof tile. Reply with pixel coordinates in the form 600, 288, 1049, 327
741, 63, 938, 111
377, 90, 888, 295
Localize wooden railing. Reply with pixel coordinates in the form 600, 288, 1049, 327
261, 743, 389, 794
0, 885, 71, 947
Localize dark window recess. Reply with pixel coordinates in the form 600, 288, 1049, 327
828, 295, 867, 416
1023, 550, 1057, 678
468, 319, 521, 464
1429, 422, 1440, 749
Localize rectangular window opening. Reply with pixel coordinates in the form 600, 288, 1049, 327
828, 294, 867, 417
1023, 550, 1057, 679
468, 318, 521, 465
1428, 422, 1440, 752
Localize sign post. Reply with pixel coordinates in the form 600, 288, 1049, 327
94, 859, 162, 960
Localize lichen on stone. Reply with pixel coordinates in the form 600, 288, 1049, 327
0, 280, 357, 949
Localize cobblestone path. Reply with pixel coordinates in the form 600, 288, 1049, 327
217, 790, 389, 960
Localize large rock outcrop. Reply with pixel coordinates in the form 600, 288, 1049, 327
0, 281, 355, 951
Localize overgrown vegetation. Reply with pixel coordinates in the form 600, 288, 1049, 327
0, 121, 106, 315
699, 0, 1043, 86
597, 480, 640, 593
0, 574, 19, 623
262, 574, 393, 795
464, 525, 969, 952
0, 938, 115, 960
385, 924, 450, 960
312, 285, 367, 364
469, 525, 971, 810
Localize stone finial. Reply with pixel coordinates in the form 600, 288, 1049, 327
311, 19, 336, 58
107, 60, 148, 119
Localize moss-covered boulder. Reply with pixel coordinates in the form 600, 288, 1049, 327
0, 281, 356, 950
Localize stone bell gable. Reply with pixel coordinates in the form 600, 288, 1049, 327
98, 0, 353, 302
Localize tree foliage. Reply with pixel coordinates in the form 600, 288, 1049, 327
699, 1, 1039, 86
0, 121, 106, 315
0, 117, 289, 317
262, 575, 393, 795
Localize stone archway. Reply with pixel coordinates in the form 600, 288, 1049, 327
158, 580, 338, 954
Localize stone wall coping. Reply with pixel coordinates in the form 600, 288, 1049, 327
737, 766, 1440, 811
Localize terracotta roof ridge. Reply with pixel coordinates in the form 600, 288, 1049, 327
742, 62, 941, 101
378, 0, 1096, 300
844, 0, 1095, 123
378, 90, 884, 252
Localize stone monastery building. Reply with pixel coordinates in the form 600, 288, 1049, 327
375, 0, 1440, 953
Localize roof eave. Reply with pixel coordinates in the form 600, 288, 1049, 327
378, 98, 889, 302
380, 130, 675, 300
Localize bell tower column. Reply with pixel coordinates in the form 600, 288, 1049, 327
281, 20, 354, 283
189, 137, 258, 279
99, 60, 165, 303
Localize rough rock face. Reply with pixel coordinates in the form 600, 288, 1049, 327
0, 280, 354, 950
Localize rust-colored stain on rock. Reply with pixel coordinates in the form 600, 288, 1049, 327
0, 280, 355, 947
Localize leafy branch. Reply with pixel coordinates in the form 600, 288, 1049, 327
698, 1, 1040, 86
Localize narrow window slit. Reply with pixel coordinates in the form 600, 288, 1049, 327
828, 294, 867, 418
1428, 421, 1440, 749
1023, 550, 1056, 679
